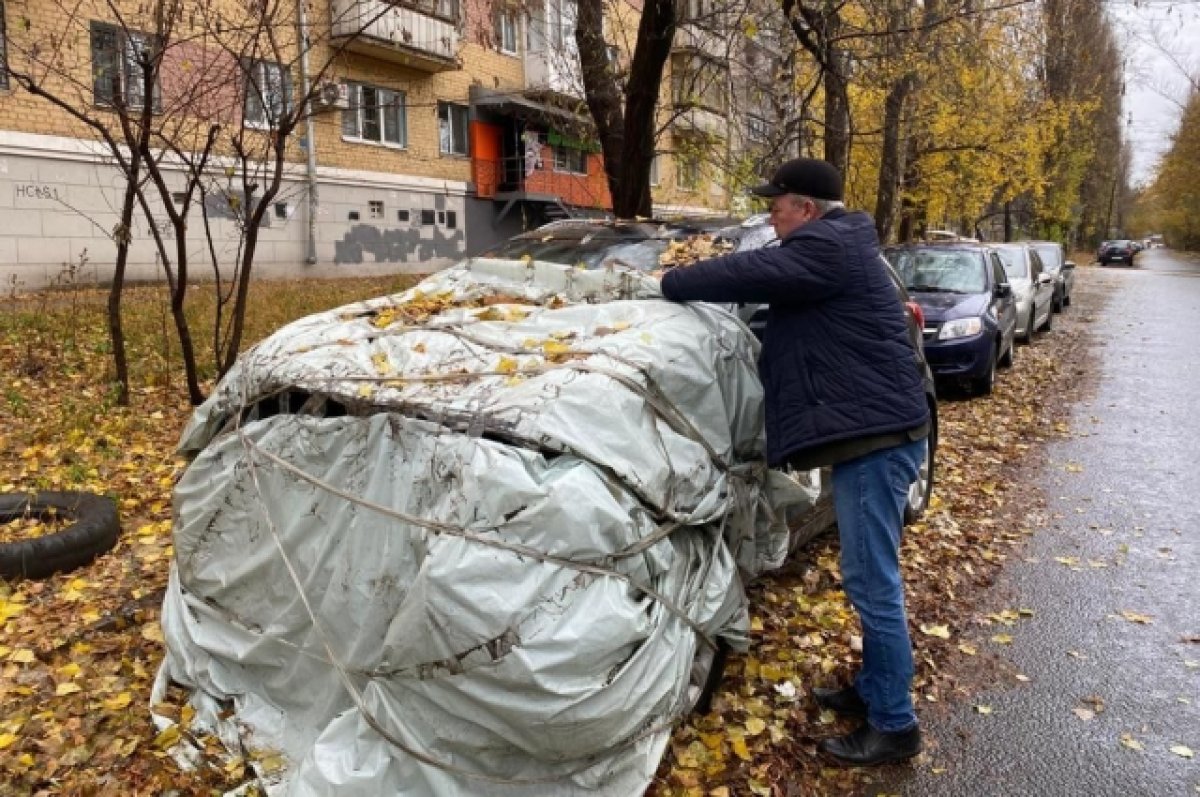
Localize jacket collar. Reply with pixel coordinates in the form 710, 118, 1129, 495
781, 207, 847, 242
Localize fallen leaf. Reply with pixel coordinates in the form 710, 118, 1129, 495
958, 643, 977, 656
55, 682, 82, 696
991, 633, 1013, 645
103, 692, 133, 711
920, 624, 951, 640
1072, 708, 1095, 721
1119, 734, 1144, 751
0, 732, 17, 749
744, 718, 767, 737
1170, 745, 1194, 759
1119, 610, 1154, 625
974, 705, 993, 715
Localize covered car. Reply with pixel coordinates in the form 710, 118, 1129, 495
152, 254, 814, 795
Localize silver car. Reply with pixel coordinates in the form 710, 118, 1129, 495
1029, 241, 1077, 312
992, 243, 1055, 343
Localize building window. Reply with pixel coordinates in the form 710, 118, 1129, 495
671, 52, 727, 114
681, 0, 712, 24
243, 59, 291, 128
649, 155, 660, 187
90, 24, 161, 111
369, 200, 384, 219
747, 114, 769, 144
438, 102, 469, 156
342, 83, 407, 147
678, 155, 700, 191
496, 9, 518, 54
445, 210, 457, 229
553, 146, 587, 175
1, 4, 8, 91
410, 0, 459, 24
421, 209, 436, 225
397, 209, 410, 222
274, 202, 289, 219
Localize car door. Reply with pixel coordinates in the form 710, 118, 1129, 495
1029, 250, 1053, 324
989, 253, 1017, 345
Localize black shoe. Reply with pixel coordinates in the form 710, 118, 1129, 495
818, 723, 921, 766
812, 685, 867, 718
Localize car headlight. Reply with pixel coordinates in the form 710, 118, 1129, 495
938, 317, 983, 340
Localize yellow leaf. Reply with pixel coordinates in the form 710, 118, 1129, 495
57, 662, 82, 679
613, 321, 631, 331
9, 649, 35, 664
55, 683, 82, 696
744, 718, 767, 737
496, 356, 519, 375
991, 633, 1013, 645
0, 732, 17, 749
1171, 744, 1194, 759
729, 736, 751, 761
153, 726, 181, 750
103, 692, 133, 711
371, 352, 391, 376
974, 705, 993, 715
958, 643, 977, 656
1119, 610, 1153, 625
542, 340, 570, 356
141, 623, 164, 643
357, 384, 375, 399
920, 624, 951, 640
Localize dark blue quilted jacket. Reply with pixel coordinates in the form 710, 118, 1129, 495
661, 209, 929, 466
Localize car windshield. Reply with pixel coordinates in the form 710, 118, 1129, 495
992, 247, 1029, 280
485, 234, 668, 271
889, 249, 988, 294
1032, 244, 1063, 274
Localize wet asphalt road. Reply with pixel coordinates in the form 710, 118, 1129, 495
877, 249, 1200, 796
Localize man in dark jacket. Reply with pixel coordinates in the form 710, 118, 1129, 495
660, 158, 930, 766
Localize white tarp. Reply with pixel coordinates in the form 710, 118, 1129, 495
154, 258, 815, 795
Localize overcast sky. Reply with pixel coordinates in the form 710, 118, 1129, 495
1106, 0, 1200, 185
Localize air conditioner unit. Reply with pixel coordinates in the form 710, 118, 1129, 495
311, 81, 351, 112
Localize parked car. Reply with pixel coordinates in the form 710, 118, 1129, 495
1028, 240, 1077, 311
488, 218, 938, 531
885, 243, 1017, 396
1098, 239, 1137, 266
992, 242, 1055, 342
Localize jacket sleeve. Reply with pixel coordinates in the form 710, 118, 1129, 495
660, 225, 848, 305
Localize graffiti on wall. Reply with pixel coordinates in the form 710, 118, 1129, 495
334, 224, 465, 265
333, 195, 466, 265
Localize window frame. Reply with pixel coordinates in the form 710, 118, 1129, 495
552, 145, 587, 175
341, 82, 408, 148
496, 8, 519, 54
678, 154, 700, 191
438, 101, 470, 157
243, 58, 291, 130
89, 22, 162, 112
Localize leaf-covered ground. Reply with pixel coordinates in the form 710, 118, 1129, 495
0, 269, 1096, 795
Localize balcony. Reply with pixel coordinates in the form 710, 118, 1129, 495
672, 21, 727, 61
523, 0, 584, 100
331, 0, 459, 73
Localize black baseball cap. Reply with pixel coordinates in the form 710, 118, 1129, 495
750, 158, 844, 201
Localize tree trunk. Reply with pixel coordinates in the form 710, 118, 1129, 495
823, 49, 850, 174
874, 75, 916, 243
107, 183, 137, 407
576, 0, 675, 218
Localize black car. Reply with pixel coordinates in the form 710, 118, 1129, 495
1098, 239, 1136, 266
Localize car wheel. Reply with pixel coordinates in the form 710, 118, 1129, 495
1063, 291, 1072, 308
1052, 292, 1064, 313
970, 346, 997, 396
904, 430, 936, 525
999, 334, 1015, 368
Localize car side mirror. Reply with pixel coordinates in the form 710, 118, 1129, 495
994, 283, 1012, 298
1037, 273, 1054, 285
1063, 260, 1076, 270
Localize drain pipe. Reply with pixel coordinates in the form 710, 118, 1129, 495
297, 0, 319, 265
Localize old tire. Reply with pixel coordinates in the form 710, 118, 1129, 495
0, 492, 120, 580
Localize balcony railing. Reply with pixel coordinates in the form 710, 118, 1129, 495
473, 154, 610, 211
331, 0, 459, 72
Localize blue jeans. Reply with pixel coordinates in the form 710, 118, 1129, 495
831, 437, 926, 732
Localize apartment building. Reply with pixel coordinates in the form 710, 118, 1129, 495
0, 0, 785, 288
